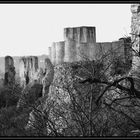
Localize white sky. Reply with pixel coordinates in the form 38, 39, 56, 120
0, 4, 131, 57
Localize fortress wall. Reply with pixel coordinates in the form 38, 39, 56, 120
4, 56, 15, 85
76, 43, 89, 61
48, 47, 52, 62
95, 42, 112, 60
19, 56, 39, 86
119, 37, 132, 65
131, 4, 140, 69
51, 42, 56, 65
64, 38, 77, 62
19, 58, 26, 87
111, 40, 125, 59
95, 40, 128, 65
64, 26, 96, 62
55, 41, 65, 65
5, 56, 14, 73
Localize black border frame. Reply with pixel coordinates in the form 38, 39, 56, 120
0, 0, 140, 139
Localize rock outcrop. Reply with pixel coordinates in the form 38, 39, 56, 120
35, 68, 45, 85
42, 58, 54, 97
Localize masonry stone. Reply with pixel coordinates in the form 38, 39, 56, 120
4, 56, 16, 86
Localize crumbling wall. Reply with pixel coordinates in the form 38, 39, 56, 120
119, 37, 132, 65
131, 4, 140, 70
48, 47, 52, 62
42, 58, 54, 97
4, 56, 16, 86
55, 41, 65, 65
64, 26, 96, 62
19, 56, 39, 87
19, 59, 25, 87
51, 42, 56, 65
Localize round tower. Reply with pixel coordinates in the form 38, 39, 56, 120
55, 41, 65, 65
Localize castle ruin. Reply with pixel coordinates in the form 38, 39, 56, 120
49, 26, 132, 66
19, 56, 38, 87
131, 4, 140, 70
4, 56, 16, 86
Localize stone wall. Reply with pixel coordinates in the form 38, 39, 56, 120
51, 42, 56, 65
131, 4, 140, 70
64, 38, 77, 62
48, 47, 52, 62
64, 26, 96, 62
49, 26, 131, 66
4, 56, 16, 86
55, 41, 65, 65
95, 40, 125, 61
19, 56, 39, 87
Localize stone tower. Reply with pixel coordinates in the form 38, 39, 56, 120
64, 26, 96, 62
55, 41, 65, 65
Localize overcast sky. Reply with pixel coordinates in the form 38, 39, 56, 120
0, 4, 131, 57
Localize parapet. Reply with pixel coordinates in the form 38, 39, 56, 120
64, 26, 96, 43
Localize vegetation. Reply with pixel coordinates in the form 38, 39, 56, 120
1, 37, 140, 137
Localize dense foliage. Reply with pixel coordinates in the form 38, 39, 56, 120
1, 39, 140, 137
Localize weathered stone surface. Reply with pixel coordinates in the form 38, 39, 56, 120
64, 26, 96, 43
95, 38, 132, 76
95, 40, 125, 60
42, 58, 54, 97
19, 56, 39, 87
64, 38, 77, 62
55, 41, 65, 65
119, 37, 132, 65
131, 4, 140, 70
51, 43, 56, 65
48, 47, 52, 62
4, 56, 16, 86
64, 26, 96, 62
49, 26, 131, 65
35, 67, 45, 84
